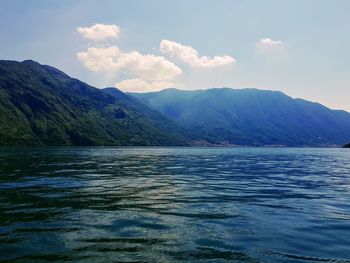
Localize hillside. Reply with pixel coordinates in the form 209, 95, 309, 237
2, 60, 349, 147
131, 88, 350, 146
0, 60, 188, 146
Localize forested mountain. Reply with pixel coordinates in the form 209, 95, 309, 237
0, 60, 188, 146
131, 88, 350, 146
1, 59, 349, 147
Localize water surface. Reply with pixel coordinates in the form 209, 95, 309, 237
1, 147, 350, 262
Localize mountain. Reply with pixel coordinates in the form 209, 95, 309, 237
2, 59, 349, 147
103, 87, 195, 141
130, 88, 350, 146
344, 143, 350, 148
0, 60, 188, 146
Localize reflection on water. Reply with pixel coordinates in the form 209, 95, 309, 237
1, 147, 350, 262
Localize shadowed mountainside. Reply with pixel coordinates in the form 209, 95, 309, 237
0, 60, 188, 146
1, 59, 349, 147
131, 88, 350, 146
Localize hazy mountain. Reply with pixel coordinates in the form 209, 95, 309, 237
0, 60, 188, 146
2, 59, 349, 147
131, 88, 350, 146
103, 87, 196, 141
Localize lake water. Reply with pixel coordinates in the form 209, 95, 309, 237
1, 147, 350, 262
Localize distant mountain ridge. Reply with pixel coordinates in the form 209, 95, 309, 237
0, 60, 188, 146
1, 59, 349, 147
130, 88, 350, 146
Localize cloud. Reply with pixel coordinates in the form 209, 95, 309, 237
258, 38, 283, 46
77, 46, 182, 82
115, 78, 175, 92
256, 38, 285, 54
77, 23, 120, 41
160, 39, 235, 67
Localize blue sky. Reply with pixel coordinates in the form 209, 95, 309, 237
1, 0, 349, 111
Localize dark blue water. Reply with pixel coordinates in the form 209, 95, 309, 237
1, 147, 350, 262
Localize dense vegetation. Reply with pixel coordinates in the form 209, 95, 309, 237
1, 59, 350, 147
131, 88, 350, 146
344, 143, 350, 148
0, 60, 188, 146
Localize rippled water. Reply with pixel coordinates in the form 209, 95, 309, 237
1, 147, 350, 262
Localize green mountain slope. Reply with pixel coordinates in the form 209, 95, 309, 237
131, 88, 350, 146
0, 60, 188, 146
103, 87, 196, 142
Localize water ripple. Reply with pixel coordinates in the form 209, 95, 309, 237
1, 147, 350, 262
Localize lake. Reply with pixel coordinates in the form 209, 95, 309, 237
1, 147, 350, 262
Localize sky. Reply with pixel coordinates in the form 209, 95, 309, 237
0, 0, 349, 111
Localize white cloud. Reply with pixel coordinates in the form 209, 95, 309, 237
77, 46, 182, 82
160, 39, 235, 67
77, 23, 120, 41
256, 38, 285, 54
258, 38, 283, 46
115, 78, 175, 92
